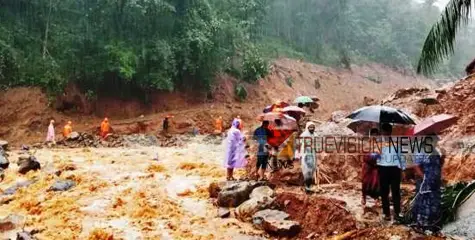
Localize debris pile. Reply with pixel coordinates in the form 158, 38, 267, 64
275, 191, 357, 239
208, 180, 302, 236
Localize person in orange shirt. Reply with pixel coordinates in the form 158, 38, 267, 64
215, 116, 223, 134
100, 118, 110, 139
63, 121, 72, 138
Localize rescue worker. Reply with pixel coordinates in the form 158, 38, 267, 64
63, 121, 73, 138
215, 116, 223, 134
100, 118, 110, 139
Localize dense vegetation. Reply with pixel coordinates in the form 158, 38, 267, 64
0, 0, 474, 97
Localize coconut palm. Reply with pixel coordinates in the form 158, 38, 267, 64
417, 0, 473, 75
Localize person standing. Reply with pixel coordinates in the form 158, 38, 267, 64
296, 122, 318, 193
63, 121, 73, 138
409, 133, 443, 233
378, 123, 406, 221
224, 119, 247, 181
361, 128, 381, 206
163, 115, 171, 134
253, 121, 272, 181
215, 116, 223, 135
100, 118, 110, 139
46, 120, 56, 144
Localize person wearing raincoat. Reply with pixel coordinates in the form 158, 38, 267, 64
224, 119, 247, 181
46, 120, 56, 144
215, 116, 223, 134
63, 121, 73, 138
100, 118, 110, 139
296, 122, 318, 193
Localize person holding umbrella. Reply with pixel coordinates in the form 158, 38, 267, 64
378, 123, 406, 222
405, 114, 455, 233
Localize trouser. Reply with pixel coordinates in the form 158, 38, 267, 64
378, 166, 402, 217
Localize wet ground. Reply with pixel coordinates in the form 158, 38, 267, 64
0, 136, 262, 240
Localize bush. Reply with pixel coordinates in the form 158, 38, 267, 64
242, 48, 269, 83
234, 83, 247, 101
286, 76, 293, 87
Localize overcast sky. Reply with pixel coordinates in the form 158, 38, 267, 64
435, 0, 449, 9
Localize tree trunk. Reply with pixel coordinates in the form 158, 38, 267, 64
42, 0, 53, 59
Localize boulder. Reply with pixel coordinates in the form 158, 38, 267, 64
0, 150, 9, 169
2, 180, 35, 195
235, 196, 275, 222
0, 140, 8, 151
48, 180, 76, 192
18, 156, 41, 175
16, 230, 36, 240
330, 111, 348, 123
0, 214, 24, 233
252, 209, 300, 237
249, 186, 275, 200
218, 208, 231, 218
418, 95, 439, 105
217, 181, 274, 207
68, 132, 80, 141
208, 181, 227, 198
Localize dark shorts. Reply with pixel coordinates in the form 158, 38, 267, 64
256, 155, 269, 169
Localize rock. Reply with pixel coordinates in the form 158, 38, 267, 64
249, 186, 275, 200
418, 95, 439, 105
252, 209, 300, 237
0, 150, 9, 169
48, 180, 76, 192
0, 140, 8, 151
435, 89, 447, 94
235, 196, 275, 222
218, 208, 231, 218
18, 156, 41, 175
363, 96, 375, 106
17, 231, 36, 240
2, 180, 35, 195
68, 132, 80, 140
330, 111, 348, 123
0, 214, 24, 233
217, 181, 274, 207
209, 182, 226, 198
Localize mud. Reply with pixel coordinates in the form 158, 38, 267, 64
275, 191, 357, 239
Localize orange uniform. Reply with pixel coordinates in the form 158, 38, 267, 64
100, 118, 110, 138
63, 121, 72, 138
215, 117, 223, 133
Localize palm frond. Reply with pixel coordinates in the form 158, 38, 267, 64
416, 0, 472, 75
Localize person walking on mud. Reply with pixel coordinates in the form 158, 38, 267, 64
378, 123, 406, 222
224, 119, 247, 181
253, 120, 272, 181
296, 122, 318, 194
46, 119, 56, 144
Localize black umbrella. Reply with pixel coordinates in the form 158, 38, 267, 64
346, 105, 416, 125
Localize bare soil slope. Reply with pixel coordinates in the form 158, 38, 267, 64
0, 58, 429, 146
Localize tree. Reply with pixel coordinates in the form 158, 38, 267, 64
416, 0, 473, 75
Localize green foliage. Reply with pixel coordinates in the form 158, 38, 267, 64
285, 77, 293, 87
242, 47, 269, 83
234, 83, 248, 101
365, 75, 382, 84
0, 0, 268, 97
417, 0, 473, 75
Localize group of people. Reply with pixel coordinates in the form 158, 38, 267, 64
361, 123, 443, 232
45, 118, 111, 143
223, 113, 319, 193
